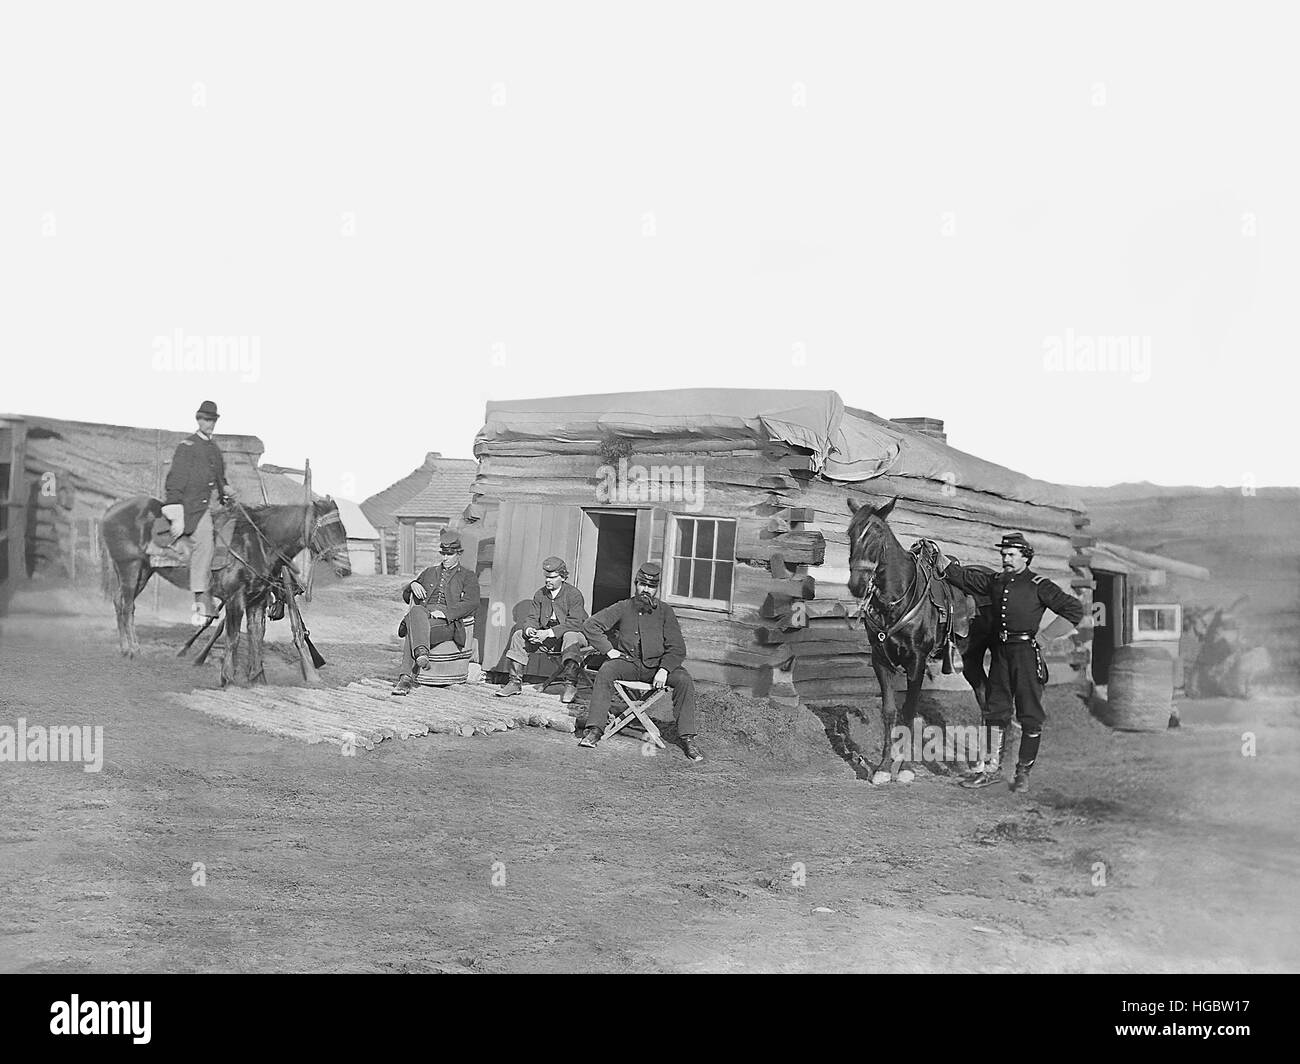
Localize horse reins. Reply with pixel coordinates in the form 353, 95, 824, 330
850, 518, 932, 672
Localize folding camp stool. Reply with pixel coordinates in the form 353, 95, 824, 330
604, 680, 669, 749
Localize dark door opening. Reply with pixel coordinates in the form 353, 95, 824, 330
1092, 571, 1118, 684
590, 513, 637, 614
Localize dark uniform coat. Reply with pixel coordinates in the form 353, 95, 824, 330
525, 583, 588, 637
945, 564, 1084, 726
164, 433, 228, 535
402, 563, 480, 646
582, 597, 687, 674
944, 566, 1084, 636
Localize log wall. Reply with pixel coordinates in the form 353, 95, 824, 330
464, 439, 1093, 701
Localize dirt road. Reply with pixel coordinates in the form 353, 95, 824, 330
2, 586, 1296, 973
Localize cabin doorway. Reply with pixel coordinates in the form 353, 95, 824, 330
1091, 570, 1127, 684
575, 510, 637, 615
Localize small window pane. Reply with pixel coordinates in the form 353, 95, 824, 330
677, 521, 694, 556
691, 560, 713, 599
673, 558, 691, 598
695, 521, 715, 559
716, 521, 735, 559
712, 561, 733, 601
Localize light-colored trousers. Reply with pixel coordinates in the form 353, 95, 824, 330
161, 504, 214, 592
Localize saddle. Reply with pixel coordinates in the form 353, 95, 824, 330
909, 539, 974, 671
145, 510, 237, 571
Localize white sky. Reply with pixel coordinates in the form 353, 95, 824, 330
3, 1, 1296, 502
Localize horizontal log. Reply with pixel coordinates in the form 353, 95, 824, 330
787, 507, 816, 523
1070, 578, 1097, 589
757, 626, 866, 646
1070, 535, 1097, 548
1069, 553, 1091, 569
767, 575, 816, 599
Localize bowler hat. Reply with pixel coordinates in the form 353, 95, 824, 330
195, 400, 220, 420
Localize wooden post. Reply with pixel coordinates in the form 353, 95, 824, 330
283, 569, 320, 684
303, 458, 313, 602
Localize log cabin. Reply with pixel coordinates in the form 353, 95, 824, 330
460, 389, 1096, 706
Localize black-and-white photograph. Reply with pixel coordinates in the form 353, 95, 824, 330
1, 0, 1296, 1002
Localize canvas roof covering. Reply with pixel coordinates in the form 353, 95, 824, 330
476, 389, 1082, 511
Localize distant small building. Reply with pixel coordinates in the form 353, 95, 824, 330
1089, 540, 1210, 687
335, 498, 381, 576
361, 453, 477, 575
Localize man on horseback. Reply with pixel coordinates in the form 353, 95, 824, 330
942, 532, 1084, 793
161, 400, 236, 621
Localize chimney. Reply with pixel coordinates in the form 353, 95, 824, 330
890, 417, 946, 443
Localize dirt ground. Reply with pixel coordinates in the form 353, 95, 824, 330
1, 577, 1297, 973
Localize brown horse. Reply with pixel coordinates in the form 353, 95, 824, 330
845, 496, 975, 784
100, 496, 347, 686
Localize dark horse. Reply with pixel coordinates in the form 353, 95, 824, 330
100, 496, 347, 687
845, 496, 977, 785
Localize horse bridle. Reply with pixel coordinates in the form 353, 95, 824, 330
849, 515, 927, 671
223, 501, 342, 597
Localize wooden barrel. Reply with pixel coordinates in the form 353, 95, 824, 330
1107, 645, 1174, 730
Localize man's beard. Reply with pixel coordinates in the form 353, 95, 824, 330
637, 591, 658, 609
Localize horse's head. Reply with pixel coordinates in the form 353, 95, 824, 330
309, 497, 348, 565
846, 495, 898, 599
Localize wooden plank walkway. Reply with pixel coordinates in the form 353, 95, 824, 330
168, 679, 579, 752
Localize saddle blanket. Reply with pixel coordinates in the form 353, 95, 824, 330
145, 512, 235, 570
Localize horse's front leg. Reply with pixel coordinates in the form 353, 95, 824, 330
220, 592, 246, 688
113, 570, 133, 657
894, 669, 927, 783
871, 654, 899, 785
246, 599, 268, 685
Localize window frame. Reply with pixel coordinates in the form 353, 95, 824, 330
662, 514, 737, 612
1132, 603, 1181, 641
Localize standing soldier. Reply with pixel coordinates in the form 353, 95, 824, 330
391, 528, 479, 696
162, 400, 235, 620
579, 561, 703, 762
942, 532, 1084, 792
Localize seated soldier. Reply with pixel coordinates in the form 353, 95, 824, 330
391, 529, 480, 696
578, 561, 703, 762
498, 556, 592, 701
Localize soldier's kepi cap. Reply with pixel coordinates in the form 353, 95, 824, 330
635, 561, 662, 587
439, 528, 463, 552
541, 556, 568, 577
195, 400, 220, 420
995, 531, 1033, 554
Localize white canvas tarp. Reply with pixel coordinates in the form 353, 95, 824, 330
476, 388, 1081, 511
